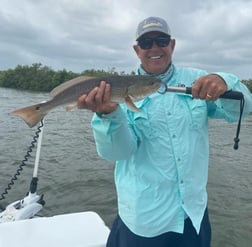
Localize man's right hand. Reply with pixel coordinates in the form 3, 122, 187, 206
77, 80, 118, 114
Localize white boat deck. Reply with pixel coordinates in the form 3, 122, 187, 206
0, 211, 110, 247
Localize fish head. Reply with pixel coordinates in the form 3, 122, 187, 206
127, 76, 162, 100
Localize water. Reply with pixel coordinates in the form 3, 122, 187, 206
0, 87, 251, 247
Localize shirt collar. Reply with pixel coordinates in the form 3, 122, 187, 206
137, 63, 175, 83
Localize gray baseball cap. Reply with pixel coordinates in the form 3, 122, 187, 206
136, 16, 171, 41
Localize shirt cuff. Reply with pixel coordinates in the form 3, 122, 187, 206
212, 72, 239, 91
95, 106, 125, 120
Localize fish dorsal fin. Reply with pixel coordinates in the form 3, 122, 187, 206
50, 76, 95, 97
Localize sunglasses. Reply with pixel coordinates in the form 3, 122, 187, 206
138, 36, 171, 50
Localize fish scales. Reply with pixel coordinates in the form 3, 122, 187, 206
51, 76, 130, 104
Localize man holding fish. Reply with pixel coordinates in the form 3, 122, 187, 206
77, 17, 252, 247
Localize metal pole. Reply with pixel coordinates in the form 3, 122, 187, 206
33, 120, 44, 178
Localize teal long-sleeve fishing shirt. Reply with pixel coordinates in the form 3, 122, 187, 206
91, 64, 252, 237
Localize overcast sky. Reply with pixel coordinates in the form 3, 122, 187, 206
1, 0, 251, 79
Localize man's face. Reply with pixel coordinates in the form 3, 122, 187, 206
133, 31, 175, 75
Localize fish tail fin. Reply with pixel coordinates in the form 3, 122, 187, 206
10, 103, 47, 128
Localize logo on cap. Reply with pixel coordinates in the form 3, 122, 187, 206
142, 21, 163, 29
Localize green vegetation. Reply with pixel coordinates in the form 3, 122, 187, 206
241, 79, 252, 93
0, 63, 251, 93
0, 63, 135, 92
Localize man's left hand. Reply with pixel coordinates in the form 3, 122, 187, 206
192, 74, 228, 101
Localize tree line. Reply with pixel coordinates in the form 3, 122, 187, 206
242, 79, 252, 93
0, 63, 251, 93
0, 63, 136, 92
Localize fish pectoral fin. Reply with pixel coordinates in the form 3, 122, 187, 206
65, 103, 77, 111
125, 96, 140, 112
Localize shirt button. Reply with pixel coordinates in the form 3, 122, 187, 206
172, 134, 176, 138
180, 180, 184, 184
167, 112, 171, 116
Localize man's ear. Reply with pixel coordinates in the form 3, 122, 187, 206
170, 39, 176, 52
133, 44, 140, 57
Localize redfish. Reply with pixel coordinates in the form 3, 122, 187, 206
10, 75, 162, 128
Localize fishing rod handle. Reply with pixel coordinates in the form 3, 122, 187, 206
185, 87, 244, 100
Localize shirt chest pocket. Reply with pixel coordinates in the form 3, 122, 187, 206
130, 111, 160, 140
181, 95, 208, 129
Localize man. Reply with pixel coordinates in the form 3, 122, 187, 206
78, 17, 252, 247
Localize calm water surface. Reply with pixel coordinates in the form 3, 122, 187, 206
0, 87, 251, 247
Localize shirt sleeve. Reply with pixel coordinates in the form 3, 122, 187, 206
91, 106, 137, 161
207, 72, 252, 122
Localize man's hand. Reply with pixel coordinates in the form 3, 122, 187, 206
192, 74, 228, 101
77, 81, 118, 114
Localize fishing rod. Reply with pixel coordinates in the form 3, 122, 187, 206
158, 85, 245, 150
158, 85, 244, 100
